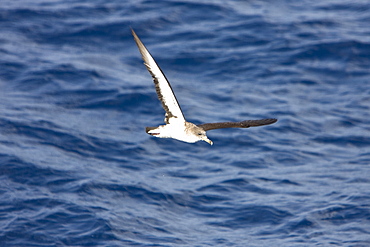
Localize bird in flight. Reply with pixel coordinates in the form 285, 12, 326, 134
131, 29, 277, 145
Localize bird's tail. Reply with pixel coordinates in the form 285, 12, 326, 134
146, 126, 160, 135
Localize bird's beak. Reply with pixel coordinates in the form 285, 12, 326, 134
204, 138, 213, 145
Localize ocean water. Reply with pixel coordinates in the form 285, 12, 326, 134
1, 0, 370, 246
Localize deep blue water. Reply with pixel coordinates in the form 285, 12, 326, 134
1, 0, 370, 246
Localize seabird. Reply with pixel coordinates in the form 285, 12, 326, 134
132, 29, 277, 145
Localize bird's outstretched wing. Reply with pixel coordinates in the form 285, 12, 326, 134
197, 118, 277, 131
132, 29, 185, 124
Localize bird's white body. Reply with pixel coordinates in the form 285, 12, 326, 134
147, 118, 212, 144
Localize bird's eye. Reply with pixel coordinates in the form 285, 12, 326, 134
198, 133, 202, 135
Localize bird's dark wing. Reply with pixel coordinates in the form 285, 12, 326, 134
197, 118, 277, 131
131, 29, 185, 124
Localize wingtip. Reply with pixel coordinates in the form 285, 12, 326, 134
131, 28, 138, 38
256, 118, 278, 125
261, 118, 278, 126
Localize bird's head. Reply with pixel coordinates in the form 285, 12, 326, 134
185, 122, 213, 145
196, 130, 213, 145
192, 125, 213, 145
